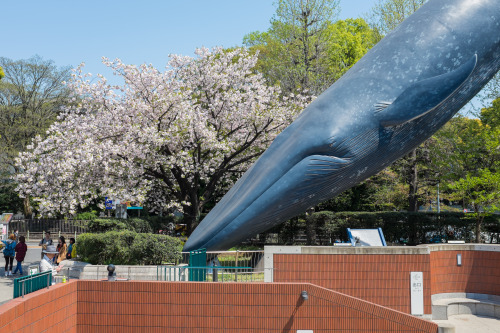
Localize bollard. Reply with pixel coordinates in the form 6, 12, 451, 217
27, 230, 30, 242
107, 264, 116, 281
213, 266, 218, 282
234, 251, 239, 282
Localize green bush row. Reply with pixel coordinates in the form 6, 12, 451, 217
261, 211, 500, 245
77, 230, 182, 265
86, 216, 176, 234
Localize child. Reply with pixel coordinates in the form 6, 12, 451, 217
13, 236, 27, 275
67, 238, 76, 259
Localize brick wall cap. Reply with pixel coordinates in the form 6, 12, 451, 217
424, 244, 500, 252
300, 246, 429, 255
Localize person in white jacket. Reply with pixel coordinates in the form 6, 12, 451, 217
39, 245, 63, 275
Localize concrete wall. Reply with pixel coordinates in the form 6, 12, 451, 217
0, 280, 437, 333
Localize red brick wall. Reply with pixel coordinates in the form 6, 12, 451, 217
274, 254, 432, 314
430, 250, 500, 295
0, 280, 437, 333
77, 281, 436, 333
0, 281, 77, 332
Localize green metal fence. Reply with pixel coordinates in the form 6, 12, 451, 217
13, 271, 52, 298
188, 249, 207, 281
157, 266, 255, 282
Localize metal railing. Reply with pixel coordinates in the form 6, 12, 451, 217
156, 265, 266, 282
43, 263, 270, 282
9, 219, 88, 235
13, 271, 52, 299
180, 250, 264, 268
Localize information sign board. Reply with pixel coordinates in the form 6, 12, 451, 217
410, 271, 424, 315
347, 228, 387, 247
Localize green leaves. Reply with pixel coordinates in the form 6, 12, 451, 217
324, 18, 377, 81
77, 230, 182, 265
243, 0, 348, 95
450, 169, 500, 213
0, 56, 71, 215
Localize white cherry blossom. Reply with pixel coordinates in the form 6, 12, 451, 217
15, 47, 311, 229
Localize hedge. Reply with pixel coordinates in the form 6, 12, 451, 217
86, 217, 177, 234
77, 230, 182, 265
260, 211, 500, 246
87, 218, 152, 233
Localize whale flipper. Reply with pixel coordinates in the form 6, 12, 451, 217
376, 54, 477, 127
306, 155, 351, 178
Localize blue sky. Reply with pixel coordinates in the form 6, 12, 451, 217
3, 0, 483, 113
2, 0, 378, 77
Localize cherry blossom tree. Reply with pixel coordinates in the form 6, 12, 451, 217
15, 47, 310, 231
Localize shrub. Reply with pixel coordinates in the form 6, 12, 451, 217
74, 211, 98, 220
127, 218, 153, 233
86, 218, 153, 233
143, 215, 177, 233
86, 219, 130, 233
77, 230, 182, 265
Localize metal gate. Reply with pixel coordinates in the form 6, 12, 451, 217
188, 249, 206, 281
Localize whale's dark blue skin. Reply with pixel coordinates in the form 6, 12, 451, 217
184, 0, 500, 251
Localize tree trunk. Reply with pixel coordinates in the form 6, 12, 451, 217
474, 204, 483, 243
183, 203, 201, 236
305, 207, 316, 245
407, 149, 419, 212
23, 196, 32, 218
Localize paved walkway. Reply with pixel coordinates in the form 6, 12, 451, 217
445, 315, 500, 332
0, 242, 43, 304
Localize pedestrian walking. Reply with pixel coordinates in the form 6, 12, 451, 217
13, 235, 27, 275
2, 234, 17, 276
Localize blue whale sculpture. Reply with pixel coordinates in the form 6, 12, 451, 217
184, 0, 500, 251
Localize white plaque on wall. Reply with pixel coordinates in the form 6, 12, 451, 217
410, 271, 424, 315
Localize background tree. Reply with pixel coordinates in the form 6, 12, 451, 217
480, 96, 500, 127
323, 18, 377, 81
432, 100, 500, 242
244, 0, 341, 95
449, 170, 500, 242
0, 56, 71, 216
15, 48, 310, 232
367, 0, 426, 40
0, 66, 4, 80
479, 72, 500, 107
